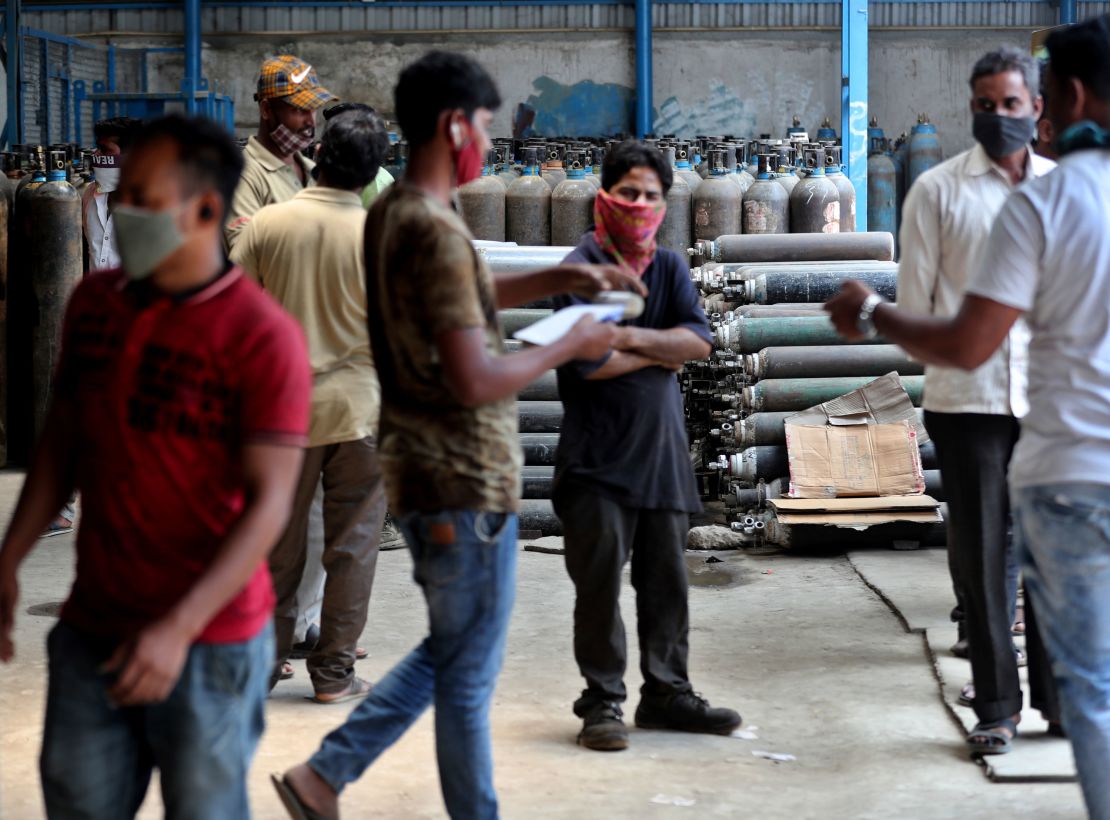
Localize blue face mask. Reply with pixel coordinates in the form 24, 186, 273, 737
1054, 120, 1110, 157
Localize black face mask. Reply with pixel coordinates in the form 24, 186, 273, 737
973, 112, 1036, 159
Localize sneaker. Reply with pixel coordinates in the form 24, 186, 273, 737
577, 702, 629, 751
635, 691, 741, 736
380, 513, 407, 551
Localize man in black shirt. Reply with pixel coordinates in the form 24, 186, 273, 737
553, 140, 742, 752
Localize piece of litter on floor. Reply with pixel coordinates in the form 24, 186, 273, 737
731, 727, 759, 740
650, 794, 696, 807
752, 750, 796, 762
762, 569, 773, 575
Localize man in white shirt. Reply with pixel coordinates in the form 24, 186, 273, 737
81, 117, 142, 274
896, 47, 1056, 755
826, 15, 1110, 814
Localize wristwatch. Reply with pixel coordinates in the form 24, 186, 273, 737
856, 293, 885, 339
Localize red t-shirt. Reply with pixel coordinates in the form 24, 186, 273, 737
56, 267, 311, 644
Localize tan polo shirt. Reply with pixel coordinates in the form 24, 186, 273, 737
225, 135, 316, 252
230, 186, 379, 447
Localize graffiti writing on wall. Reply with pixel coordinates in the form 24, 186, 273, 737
516, 77, 635, 137
653, 81, 756, 137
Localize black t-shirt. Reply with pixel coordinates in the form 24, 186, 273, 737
553, 233, 712, 513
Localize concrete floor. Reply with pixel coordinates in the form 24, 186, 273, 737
0, 470, 1086, 819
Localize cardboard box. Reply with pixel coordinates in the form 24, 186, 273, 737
785, 419, 925, 499
786, 371, 929, 445
769, 495, 942, 528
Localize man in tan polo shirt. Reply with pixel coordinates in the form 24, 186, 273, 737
232, 109, 390, 703
225, 54, 333, 252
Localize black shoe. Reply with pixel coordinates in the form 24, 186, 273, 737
577, 702, 629, 751
950, 638, 969, 659
635, 691, 741, 736
290, 623, 321, 660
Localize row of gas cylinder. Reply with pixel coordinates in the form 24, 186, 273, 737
484, 232, 945, 547
0, 147, 86, 468
458, 115, 944, 257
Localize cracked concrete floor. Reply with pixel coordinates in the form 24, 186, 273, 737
0, 470, 1085, 819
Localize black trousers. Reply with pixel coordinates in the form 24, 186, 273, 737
924, 411, 1058, 723
269, 437, 387, 694
553, 480, 694, 716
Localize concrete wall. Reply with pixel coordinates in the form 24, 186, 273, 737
151, 28, 1036, 161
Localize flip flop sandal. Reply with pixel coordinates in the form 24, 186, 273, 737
271, 774, 335, 820
967, 717, 1018, 756
958, 682, 975, 708
307, 677, 373, 705
280, 662, 295, 681
40, 522, 73, 538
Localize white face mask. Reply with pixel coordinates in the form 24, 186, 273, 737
92, 153, 121, 193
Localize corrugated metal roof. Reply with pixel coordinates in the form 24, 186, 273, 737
21, 2, 1110, 34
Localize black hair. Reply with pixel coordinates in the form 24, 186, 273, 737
315, 109, 389, 190
394, 51, 501, 146
323, 101, 377, 121
1046, 14, 1110, 102
600, 139, 673, 195
93, 116, 144, 152
128, 114, 244, 224
969, 47, 1041, 98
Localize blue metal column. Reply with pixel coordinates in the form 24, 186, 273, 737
183, 0, 200, 114
4, 0, 20, 148
841, 0, 867, 230
634, 0, 652, 138
1059, 0, 1077, 24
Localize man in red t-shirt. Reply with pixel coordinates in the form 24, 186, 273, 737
0, 114, 311, 819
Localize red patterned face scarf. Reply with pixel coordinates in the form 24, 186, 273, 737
592, 187, 666, 277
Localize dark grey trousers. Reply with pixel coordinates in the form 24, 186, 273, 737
924, 411, 1057, 723
269, 437, 387, 694
553, 479, 693, 716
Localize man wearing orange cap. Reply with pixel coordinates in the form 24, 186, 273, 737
225, 55, 335, 251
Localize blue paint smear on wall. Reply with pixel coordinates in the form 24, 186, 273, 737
522, 77, 638, 137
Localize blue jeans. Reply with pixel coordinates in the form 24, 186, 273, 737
40, 620, 273, 820
1014, 483, 1110, 819
308, 510, 518, 820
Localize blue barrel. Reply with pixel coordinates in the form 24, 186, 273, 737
907, 115, 942, 191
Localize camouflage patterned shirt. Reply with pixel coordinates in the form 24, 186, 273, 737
364, 183, 521, 515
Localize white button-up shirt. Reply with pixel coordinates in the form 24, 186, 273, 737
897, 143, 1055, 417
84, 189, 120, 271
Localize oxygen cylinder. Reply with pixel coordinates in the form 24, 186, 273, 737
6, 162, 46, 463
506, 148, 552, 246
550, 151, 596, 247
692, 150, 742, 243
774, 147, 799, 196
815, 117, 838, 141
730, 145, 755, 196
28, 153, 82, 442
788, 147, 840, 234
741, 155, 789, 235
823, 146, 856, 233
0, 175, 8, 465
659, 147, 693, 255
867, 135, 898, 240
541, 144, 567, 188
459, 151, 507, 242
674, 142, 702, 195
907, 114, 942, 191
584, 147, 602, 190
786, 115, 807, 140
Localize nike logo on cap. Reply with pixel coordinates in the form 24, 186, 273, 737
291, 64, 312, 84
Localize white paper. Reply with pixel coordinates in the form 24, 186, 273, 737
649, 794, 697, 807
752, 750, 796, 762
512, 304, 623, 346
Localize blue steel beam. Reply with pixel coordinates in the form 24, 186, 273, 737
1059, 0, 1077, 23
634, 0, 651, 138
183, 0, 200, 113
841, 0, 867, 230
